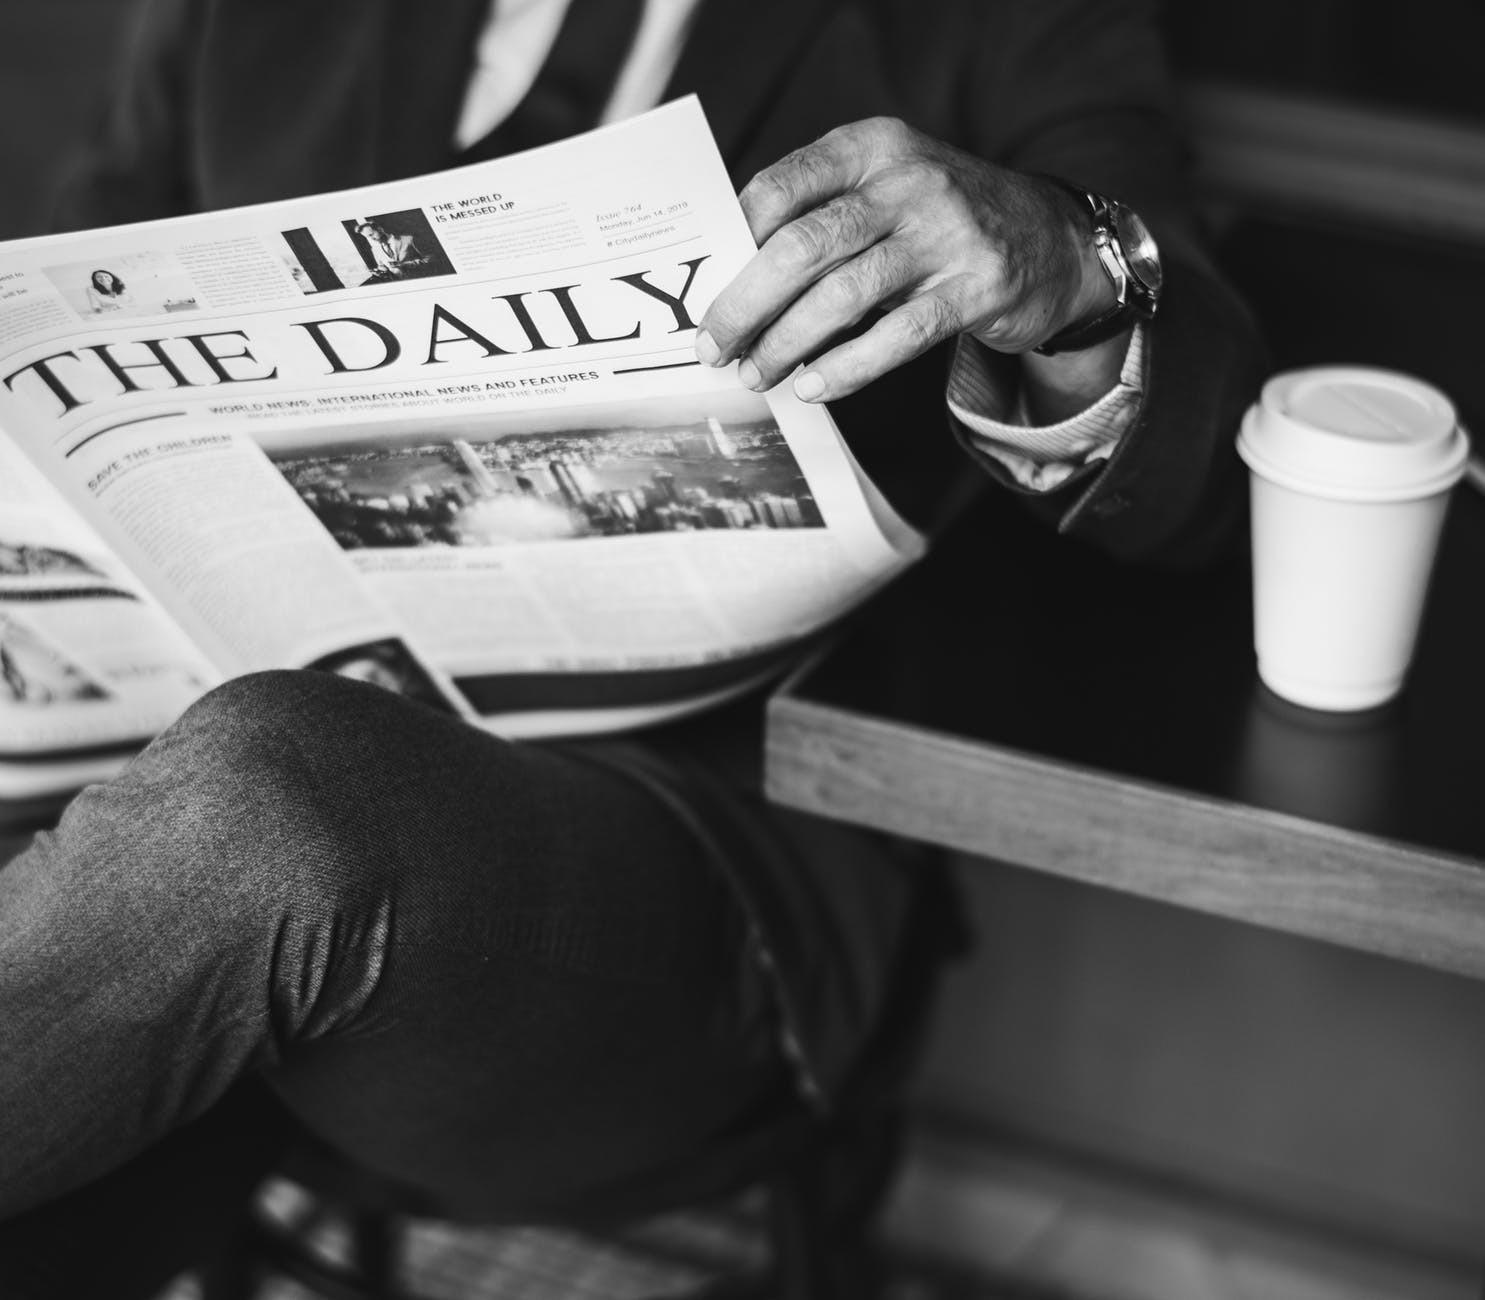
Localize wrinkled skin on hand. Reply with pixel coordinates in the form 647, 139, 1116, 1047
696, 116, 1113, 402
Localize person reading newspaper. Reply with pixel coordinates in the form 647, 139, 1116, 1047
1, 0, 1264, 1294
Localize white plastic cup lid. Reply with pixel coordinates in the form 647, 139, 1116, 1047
1237, 366, 1470, 501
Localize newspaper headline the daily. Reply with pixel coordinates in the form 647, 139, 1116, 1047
0, 98, 923, 794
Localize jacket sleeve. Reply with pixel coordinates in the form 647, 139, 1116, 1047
51, 0, 206, 232
955, 0, 1269, 567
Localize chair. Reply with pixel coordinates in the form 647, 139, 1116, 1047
198, 856, 965, 1300
201, 1079, 899, 1300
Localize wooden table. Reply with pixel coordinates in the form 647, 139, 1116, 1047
766, 482, 1485, 981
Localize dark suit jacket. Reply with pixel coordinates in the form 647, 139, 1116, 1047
56, 0, 1265, 564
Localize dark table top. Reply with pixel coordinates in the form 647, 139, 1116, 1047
766, 481, 1485, 979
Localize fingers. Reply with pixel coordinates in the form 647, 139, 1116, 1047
699, 187, 892, 369
792, 290, 970, 402
735, 119, 895, 245
694, 118, 1078, 401
732, 238, 918, 390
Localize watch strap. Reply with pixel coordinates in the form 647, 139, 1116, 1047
1033, 185, 1154, 356
1033, 297, 1139, 356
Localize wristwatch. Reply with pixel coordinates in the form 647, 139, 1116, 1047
1033, 186, 1162, 355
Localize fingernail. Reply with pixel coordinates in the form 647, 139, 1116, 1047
694, 330, 720, 366
737, 358, 762, 390
794, 371, 825, 402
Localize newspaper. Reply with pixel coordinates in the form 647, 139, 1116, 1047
0, 98, 923, 798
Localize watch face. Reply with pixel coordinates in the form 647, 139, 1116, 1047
1112, 204, 1163, 299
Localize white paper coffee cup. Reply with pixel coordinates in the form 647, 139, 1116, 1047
1236, 367, 1470, 710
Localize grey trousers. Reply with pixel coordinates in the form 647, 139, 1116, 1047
0, 670, 850, 1298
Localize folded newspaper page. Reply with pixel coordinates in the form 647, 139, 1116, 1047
0, 434, 213, 798
0, 97, 924, 796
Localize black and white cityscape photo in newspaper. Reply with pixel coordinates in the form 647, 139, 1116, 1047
265, 390, 825, 550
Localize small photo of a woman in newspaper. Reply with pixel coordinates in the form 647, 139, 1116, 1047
44, 250, 201, 320
83, 269, 132, 313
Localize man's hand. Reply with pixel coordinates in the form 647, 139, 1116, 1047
695, 117, 1117, 403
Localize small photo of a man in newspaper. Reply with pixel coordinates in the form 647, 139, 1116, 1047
354, 220, 432, 282
280, 207, 455, 293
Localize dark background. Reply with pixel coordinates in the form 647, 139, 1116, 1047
5, 0, 1485, 239
1167, 0, 1485, 119
0, 0, 129, 241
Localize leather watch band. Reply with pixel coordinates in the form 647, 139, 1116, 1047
1033, 185, 1160, 356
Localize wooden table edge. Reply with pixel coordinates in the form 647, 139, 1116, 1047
765, 692, 1485, 982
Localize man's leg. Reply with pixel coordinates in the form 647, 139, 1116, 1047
0, 671, 791, 1292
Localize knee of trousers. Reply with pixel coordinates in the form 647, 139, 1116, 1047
28, 671, 409, 1060
92, 670, 406, 909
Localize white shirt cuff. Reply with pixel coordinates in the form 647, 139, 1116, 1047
946, 324, 1147, 492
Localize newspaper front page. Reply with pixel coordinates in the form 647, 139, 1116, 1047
0, 98, 922, 778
